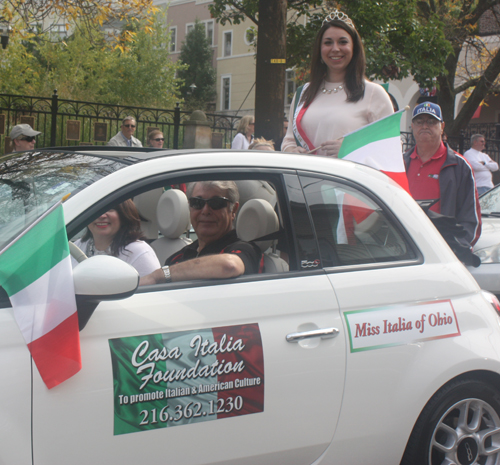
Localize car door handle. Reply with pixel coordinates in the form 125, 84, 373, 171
286, 327, 339, 343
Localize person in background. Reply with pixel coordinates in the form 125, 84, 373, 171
231, 115, 255, 150
403, 102, 481, 249
73, 199, 160, 277
464, 134, 498, 195
274, 119, 288, 151
9, 124, 41, 152
249, 138, 275, 151
108, 116, 143, 147
147, 129, 165, 149
281, 9, 393, 157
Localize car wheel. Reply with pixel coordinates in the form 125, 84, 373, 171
401, 377, 500, 465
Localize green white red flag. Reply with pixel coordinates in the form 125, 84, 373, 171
0, 202, 81, 389
338, 109, 409, 192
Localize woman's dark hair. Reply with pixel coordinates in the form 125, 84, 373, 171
302, 20, 366, 107
82, 199, 145, 257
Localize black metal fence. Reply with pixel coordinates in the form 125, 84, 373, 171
2, 91, 500, 166
0, 91, 243, 155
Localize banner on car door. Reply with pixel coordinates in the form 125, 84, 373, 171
344, 300, 460, 352
109, 323, 264, 435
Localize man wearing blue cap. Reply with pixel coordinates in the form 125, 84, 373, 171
403, 102, 481, 247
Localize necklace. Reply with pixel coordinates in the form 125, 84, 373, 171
321, 83, 344, 94
87, 237, 111, 257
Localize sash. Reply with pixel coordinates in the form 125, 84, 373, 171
292, 83, 315, 152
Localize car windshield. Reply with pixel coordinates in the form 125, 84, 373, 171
0, 151, 127, 250
480, 185, 500, 216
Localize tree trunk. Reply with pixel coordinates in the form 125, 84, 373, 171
254, 0, 287, 143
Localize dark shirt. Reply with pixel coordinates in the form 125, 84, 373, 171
165, 230, 263, 275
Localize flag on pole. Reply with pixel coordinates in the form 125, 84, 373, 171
0, 202, 81, 389
338, 109, 409, 192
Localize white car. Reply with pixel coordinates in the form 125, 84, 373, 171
469, 184, 500, 298
2, 148, 500, 465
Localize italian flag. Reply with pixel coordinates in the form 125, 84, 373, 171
338, 109, 409, 192
0, 202, 81, 389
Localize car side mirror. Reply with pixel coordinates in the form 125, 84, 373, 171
73, 255, 139, 330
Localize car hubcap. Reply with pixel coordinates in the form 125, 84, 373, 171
430, 398, 500, 464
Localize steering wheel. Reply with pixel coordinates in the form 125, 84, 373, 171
69, 241, 88, 263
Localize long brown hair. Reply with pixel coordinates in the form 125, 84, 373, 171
302, 20, 366, 107
82, 199, 145, 256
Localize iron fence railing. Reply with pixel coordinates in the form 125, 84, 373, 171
0, 91, 242, 155
2, 91, 500, 166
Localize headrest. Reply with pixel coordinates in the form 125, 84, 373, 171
235, 180, 277, 208
236, 199, 279, 251
157, 189, 190, 239
134, 188, 163, 240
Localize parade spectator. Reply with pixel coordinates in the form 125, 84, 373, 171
9, 124, 41, 152
147, 129, 165, 149
464, 134, 498, 195
403, 102, 481, 248
73, 199, 160, 277
108, 116, 143, 147
139, 181, 262, 285
274, 119, 288, 151
249, 138, 275, 151
281, 9, 393, 157
231, 115, 255, 150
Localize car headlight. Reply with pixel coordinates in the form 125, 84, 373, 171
475, 244, 500, 263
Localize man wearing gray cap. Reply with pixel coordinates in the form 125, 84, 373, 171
10, 124, 41, 152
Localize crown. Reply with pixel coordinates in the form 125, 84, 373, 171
322, 10, 355, 29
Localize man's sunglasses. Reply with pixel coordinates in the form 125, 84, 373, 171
21, 136, 36, 142
188, 196, 230, 210
123, 124, 136, 128
152, 138, 164, 142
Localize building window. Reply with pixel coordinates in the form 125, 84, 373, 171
285, 70, 297, 106
223, 31, 232, 57
52, 24, 67, 37
205, 20, 214, 46
169, 26, 177, 53
244, 27, 256, 46
221, 75, 231, 111
186, 23, 194, 35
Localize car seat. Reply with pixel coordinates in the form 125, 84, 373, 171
236, 198, 288, 273
134, 188, 163, 241
150, 189, 192, 264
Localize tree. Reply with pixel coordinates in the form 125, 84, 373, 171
209, 0, 317, 141
0, 11, 184, 108
177, 20, 216, 111
1, 0, 158, 47
287, 0, 500, 137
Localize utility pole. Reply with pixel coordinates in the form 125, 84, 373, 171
254, 0, 287, 143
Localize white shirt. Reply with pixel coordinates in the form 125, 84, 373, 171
463, 147, 499, 188
73, 238, 160, 277
232, 133, 252, 150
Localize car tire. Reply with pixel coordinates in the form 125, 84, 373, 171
400, 377, 500, 465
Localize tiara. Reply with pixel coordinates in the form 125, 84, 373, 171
322, 10, 355, 29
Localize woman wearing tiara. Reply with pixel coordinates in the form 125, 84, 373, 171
281, 10, 394, 157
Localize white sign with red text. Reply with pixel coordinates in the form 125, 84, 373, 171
344, 300, 460, 352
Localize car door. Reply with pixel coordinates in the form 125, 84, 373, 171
30, 171, 346, 465
297, 173, 470, 462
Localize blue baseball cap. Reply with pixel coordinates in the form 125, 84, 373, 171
412, 102, 443, 121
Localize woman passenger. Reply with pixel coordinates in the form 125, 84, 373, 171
73, 199, 160, 277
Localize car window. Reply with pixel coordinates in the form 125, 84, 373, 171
479, 185, 500, 214
300, 176, 417, 267
0, 151, 127, 250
